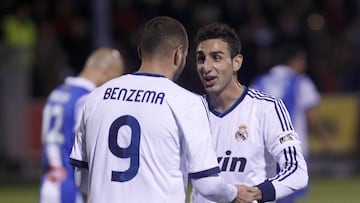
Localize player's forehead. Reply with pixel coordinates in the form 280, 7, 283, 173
196, 39, 231, 56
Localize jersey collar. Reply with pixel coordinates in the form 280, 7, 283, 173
131, 72, 166, 78
65, 76, 96, 91
208, 86, 248, 118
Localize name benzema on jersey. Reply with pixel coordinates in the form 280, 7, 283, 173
103, 87, 165, 104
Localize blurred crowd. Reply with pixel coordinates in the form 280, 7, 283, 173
1, 0, 360, 97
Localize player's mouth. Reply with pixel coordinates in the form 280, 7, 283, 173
203, 75, 217, 87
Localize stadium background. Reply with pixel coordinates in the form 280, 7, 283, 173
0, 0, 359, 202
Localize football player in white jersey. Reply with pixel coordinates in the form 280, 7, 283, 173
69, 16, 256, 203
39, 48, 125, 203
190, 23, 308, 203
251, 44, 331, 203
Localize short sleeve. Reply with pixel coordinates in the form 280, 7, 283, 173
69, 109, 88, 169
297, 75, 321, 109
181, 96, 220, 179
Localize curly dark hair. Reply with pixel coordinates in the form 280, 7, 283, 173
195, 22, 241, 58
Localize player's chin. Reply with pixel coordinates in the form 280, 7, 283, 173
202, 82, 210, 90
204, 85, 218, 94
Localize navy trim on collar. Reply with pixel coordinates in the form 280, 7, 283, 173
208, 86, 248, 118
131, 72, 166, 78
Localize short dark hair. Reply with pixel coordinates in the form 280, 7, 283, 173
139, 16, 188, 58
195, 22, 241, 58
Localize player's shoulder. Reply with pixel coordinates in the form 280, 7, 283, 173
167, 82, 205, 105
246, 87, 278, 104
175, 84, 202, 98
246, 87, 289, 116
297, 74, 318, 91
46, 83, 71, 103
152, 78, 205, 108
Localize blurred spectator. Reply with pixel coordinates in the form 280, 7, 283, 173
0, 0, 356, 97
39, 47, 125, 203
0, 1, 37, 163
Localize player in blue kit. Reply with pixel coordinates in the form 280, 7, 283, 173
251, 44, 331, 203
39, 48, 125, 203
69, 16, 256, 203
191, 23, 308, 203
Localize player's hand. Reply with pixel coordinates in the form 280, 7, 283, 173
46, 166, 67, 182
249, 186, 262, 201
231, 185, 257, 203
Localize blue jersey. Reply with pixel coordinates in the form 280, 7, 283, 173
41, 84, 88, 172
40, 77, 95, 203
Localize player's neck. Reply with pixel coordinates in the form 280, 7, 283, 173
210, 82, 243, 112
79, 71, 101, 86
138, 60, 176, 80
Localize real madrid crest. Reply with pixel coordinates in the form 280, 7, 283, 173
235, 124, 248, 141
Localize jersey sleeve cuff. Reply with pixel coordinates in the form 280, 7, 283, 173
188, 166, 220, 179
69, 158, 89, 169
256, 179, 275, 202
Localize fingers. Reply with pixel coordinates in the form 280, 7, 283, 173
46, 166, 68, 182
232, 185, 259, 203
246, 186, 259, 192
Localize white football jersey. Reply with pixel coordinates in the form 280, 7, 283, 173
70, 72, 221, 203
191, 87, 308, 203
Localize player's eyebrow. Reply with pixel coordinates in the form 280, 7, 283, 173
196, 50, 224, 55
196, 50, 204, 55
209, 51, 224, 56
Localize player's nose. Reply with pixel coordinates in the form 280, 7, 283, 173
203, 58, 213, 73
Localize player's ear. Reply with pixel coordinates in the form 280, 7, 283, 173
137, 45, 142, 60
173, 45, 183, 66
233, 54, 243, 72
